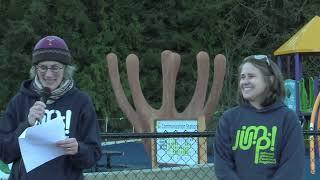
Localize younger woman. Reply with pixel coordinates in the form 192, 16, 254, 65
214, 55, 304, 180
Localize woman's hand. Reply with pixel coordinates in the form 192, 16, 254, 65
27, 101, 46, 126
56, 138, 79, 155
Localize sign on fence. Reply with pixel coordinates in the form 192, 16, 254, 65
150, 117, 207, 168
155, 120, 198, 165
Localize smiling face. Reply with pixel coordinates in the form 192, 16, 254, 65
36, 61, 65, 91
239, 62, 269, 109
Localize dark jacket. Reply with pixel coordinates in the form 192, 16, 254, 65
214, 101, 305, 180
0, 79, 101, 180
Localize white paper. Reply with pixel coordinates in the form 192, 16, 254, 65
18, 119, 66, 172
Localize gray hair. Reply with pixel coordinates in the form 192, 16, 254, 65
29, 65, 76, 79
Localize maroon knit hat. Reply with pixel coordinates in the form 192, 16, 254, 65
32, 35, 71, 65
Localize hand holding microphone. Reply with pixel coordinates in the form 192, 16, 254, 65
27, 87, 51, 126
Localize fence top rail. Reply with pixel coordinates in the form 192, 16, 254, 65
100, 131, 216, 139
100, 130, 320, 139
302, 130, 320, 135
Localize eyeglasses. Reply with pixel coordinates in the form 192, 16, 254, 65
36, 65, 64, 73
243, 55, 271, 66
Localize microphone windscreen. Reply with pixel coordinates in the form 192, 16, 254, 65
40, 87, 51, 104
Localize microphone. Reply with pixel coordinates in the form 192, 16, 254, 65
35, 87, 51, 125
40, 87, 51, 104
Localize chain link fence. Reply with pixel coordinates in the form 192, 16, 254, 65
81, 131, 320, 180
84, 132, 216, 180
1, 127, 320, 179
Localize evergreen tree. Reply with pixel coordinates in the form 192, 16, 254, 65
0, 0, 319, 131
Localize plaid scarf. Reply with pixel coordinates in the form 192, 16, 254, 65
32, 75, 74, 104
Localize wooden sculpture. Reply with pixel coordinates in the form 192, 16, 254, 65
106, 50, 226, 132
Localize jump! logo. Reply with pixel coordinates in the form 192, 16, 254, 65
232, 125, 277, 164
40, 109, 72, 136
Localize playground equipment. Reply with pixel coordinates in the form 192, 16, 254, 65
274, 15, 320, 174
274, 15, 320, 118
309, 92, 320, 174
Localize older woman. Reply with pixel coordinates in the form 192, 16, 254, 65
0, 35, 101, 180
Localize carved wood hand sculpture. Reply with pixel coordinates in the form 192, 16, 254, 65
106, 50, 226, 132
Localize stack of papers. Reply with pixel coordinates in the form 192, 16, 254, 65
18, 120, 66, 172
